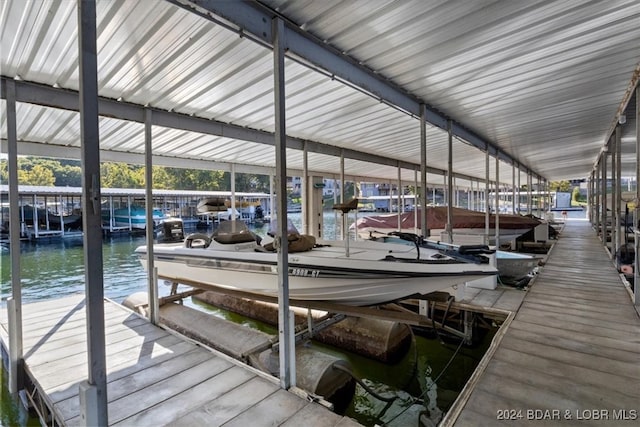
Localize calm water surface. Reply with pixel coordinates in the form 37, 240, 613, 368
1, 213, 494, 426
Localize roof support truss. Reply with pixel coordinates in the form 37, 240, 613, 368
1, 77, 501, 185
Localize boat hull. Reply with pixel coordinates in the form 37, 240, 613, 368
103, 207, 166, 229
137, 242, 496, 306
496, 252, 540, 284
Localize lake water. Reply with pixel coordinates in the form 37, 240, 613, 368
0, 212, 495, 426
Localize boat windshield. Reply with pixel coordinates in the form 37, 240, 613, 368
268, 218, 300, 237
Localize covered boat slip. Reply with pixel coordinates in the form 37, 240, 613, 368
0, 295, 360, 427
443, 220, 640, 426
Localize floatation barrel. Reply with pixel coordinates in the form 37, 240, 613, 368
248, 348, 354, 413
193, 291, 411, 363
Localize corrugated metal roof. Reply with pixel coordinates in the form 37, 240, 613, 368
1, 0, 639, 184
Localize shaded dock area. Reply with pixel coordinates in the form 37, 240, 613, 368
0, 295, 360, 426
444, 219, 640, 425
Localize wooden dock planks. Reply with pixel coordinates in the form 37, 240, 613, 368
447, 220, 640, 426
0, 294, 360, 426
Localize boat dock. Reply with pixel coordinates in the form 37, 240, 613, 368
443, 219, 640, 426
0, 295, 360, 427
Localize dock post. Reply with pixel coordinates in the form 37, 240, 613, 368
7, 298, 24, 393
79, 381, 99, 427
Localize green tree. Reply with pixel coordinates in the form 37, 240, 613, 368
101, 162, 143, 188
19, 164, 55, 185
235, 173, 269, 192
572, 186, 583, 204
152, 166, 174, 189
550, 180, 571, 192
55, 164, 82, 186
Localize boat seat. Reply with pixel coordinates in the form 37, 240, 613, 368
262, 233, 316, 253
213, 230, 259, 244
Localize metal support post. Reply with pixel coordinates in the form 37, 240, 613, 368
144, 109, 158, 325
611, 135, 618, 253
635, 86, 640, 306
446, 120, 453, 242
6, 78, 24, 394
602, 150, 608, 249
615, 125, 622, 252
273, 16, 293, 390
484, 146, 490, 245
420, 104, 427, 237
302, 142, 308, 235
78, 0, 108, 423
495, 155, 500, 246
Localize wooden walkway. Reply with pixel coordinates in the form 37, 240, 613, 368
0, 295, 360, 426
445, 220, 640, 426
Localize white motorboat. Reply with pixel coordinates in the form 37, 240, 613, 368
135, 221, 497, 306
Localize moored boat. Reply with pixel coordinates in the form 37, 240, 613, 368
352, 206, 541, 244
102, 205, 167, 229
135, 221, 497, 306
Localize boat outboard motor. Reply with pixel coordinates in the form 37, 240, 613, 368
157, 218, 184, 243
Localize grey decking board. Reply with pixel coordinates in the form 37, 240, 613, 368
21, 313, 147, 349
219, 388, 310, 427
106, 365, 257, 426
515, 305, 637, 334
27, 329, 184, 379
451, 221, 640, 426
527, 286, 630, 304
167, 376, 279, 427
45, 339, 195, 403
465, 289, 503, 307
491, 346, 640, 398
279, 400, 346, 426
498, 329, 640, 379
484, 358, 639, 409
490, 288, 526, 311
475, 366, 637, 420
508, 320, 640, 356
513, 309, 639, 342
61, 356, 235, 422
25, 323, 169, 366
454, 411, 500, 427
521, 300, 638, 326
504, 326, 640, 364
519, 295, 636, 315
